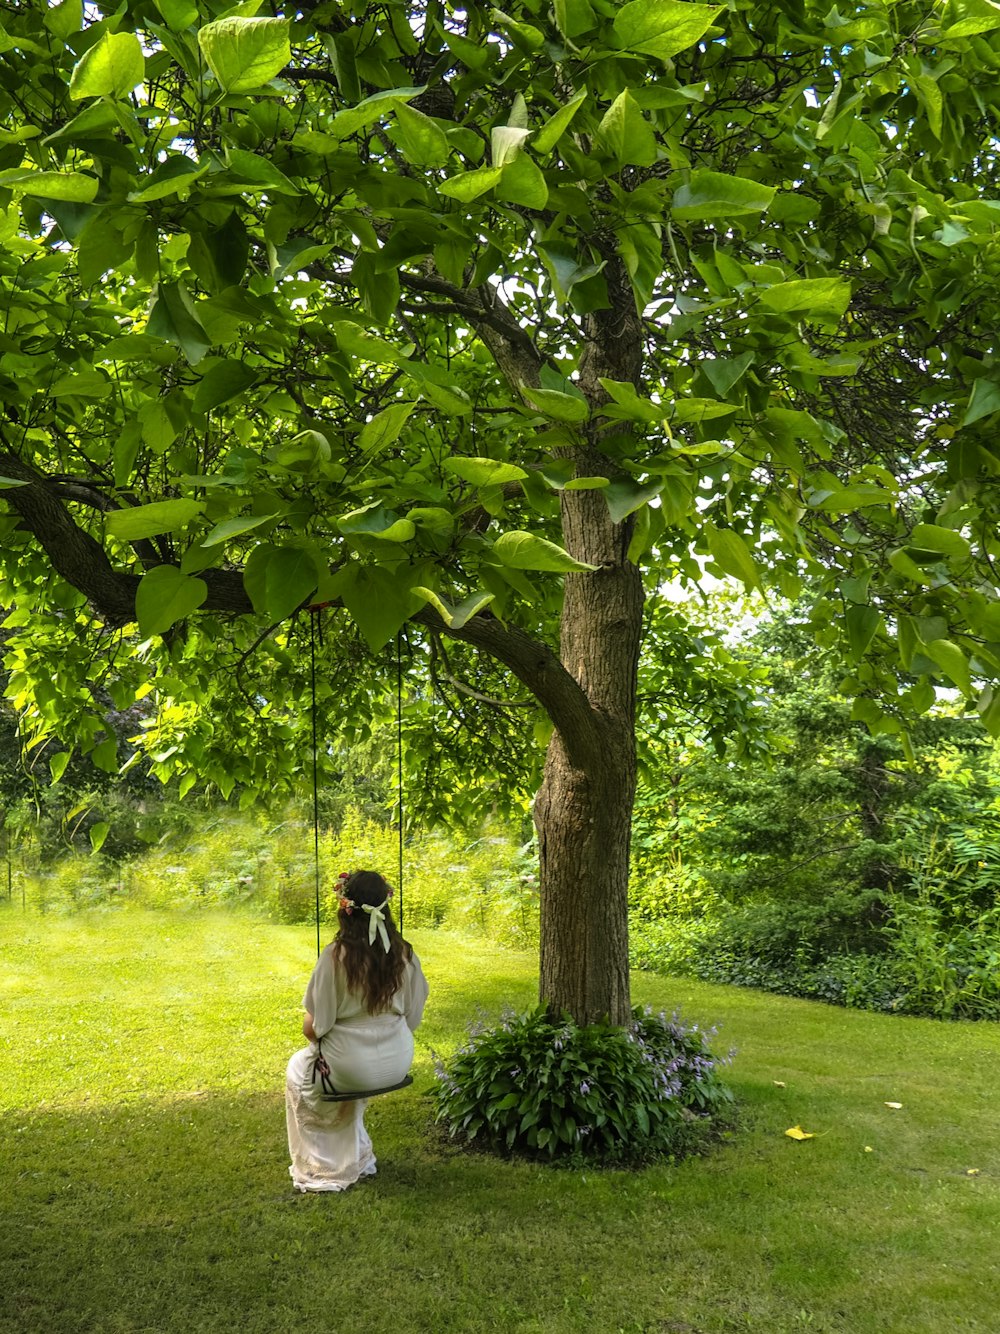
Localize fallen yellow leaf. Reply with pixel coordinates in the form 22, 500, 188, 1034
884, 1101, 903, 1109
784, 1125, 815, 1140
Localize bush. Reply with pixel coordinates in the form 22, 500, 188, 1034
432, 1004, 734, 1165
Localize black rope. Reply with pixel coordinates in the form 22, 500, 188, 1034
396, 630, 404, 936
310, 611, 321, 959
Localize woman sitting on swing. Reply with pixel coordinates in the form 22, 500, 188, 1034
285, 869, 429, 1193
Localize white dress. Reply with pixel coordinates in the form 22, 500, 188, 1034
285, 943, 428, 1193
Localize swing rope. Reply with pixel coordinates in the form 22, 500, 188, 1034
310, 609, 322, 960
308, 613, 405, 949
306, 611, 413, 1102
396, 629, 404, 935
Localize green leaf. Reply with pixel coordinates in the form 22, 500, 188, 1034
439, 166, 503, 202
405, 363, 473, 414
0, 169, 97, 202
328, 87, 424, 139
50, 751, 71, 784
846, 604, 881, 660
595, 91, 658, 168
941, 0, 1000, 38
412, 588, 495, 629
962, 377, 1000, 426
497, 153, 549, 209
192, 359, 258, 414
443, 457, 528, 486
243, 545, 319, 622
135, 566, 208, 636
699, 352, 755, 399
520, 387, 590, 423
554, 0, 596, 39
391, 101, 450, 167
358, 401, 416, 455
534, 91, 587, 155
759, 277, 851, 320
604, 479, 664, 523
106, 499, 204, 542
923, 638, 973, 696
88, 820, 111, 852
147, 281, 212, 365
155, 0, 199, 31
338, 564, 423, 651
705, 527, 762, 591
909, 523, 971, 559
69, 30, 145, 101
197, 17, 291, 94
493, 531, 598, 572
672, 170, 776, 221
200, 513, 278, 548
614, 0, 723, 60
224, 148, 299, 195
45, 0, 82, 39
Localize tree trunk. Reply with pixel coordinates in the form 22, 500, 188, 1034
535, 490, 644, 1027
533, 267, 645, 1027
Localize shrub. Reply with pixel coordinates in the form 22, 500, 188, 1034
432, 1004, 734, 1165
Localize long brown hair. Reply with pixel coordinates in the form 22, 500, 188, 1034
334, 870, 411, 1013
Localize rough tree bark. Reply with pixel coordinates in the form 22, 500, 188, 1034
534, 262, 646, 1026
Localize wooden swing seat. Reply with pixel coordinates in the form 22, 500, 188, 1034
318, 1074, 413, 1102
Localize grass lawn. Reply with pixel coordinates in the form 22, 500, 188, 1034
1, 908, 997, 1334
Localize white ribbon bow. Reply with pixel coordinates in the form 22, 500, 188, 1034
362, 902, 391, 953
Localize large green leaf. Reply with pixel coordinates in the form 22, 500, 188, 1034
520, 387, 590, 423
759, 277, 851, 319
337, 564, 424, 651
534, 91, 587, 155
493, 532, 598, 572
192, 359, 258, 414
595, 92, 658, 168
614, 0, 723, 59
358, 401, 416, 455
197, 17, 291, 94
439, 166, 503, 202
705, 527, 762, 591
243, 545, 319, 622
106, 499, 204, 541
604, 479, 664, 523
443, 458, 528, 486
962, 377, 1000, 425
135, 566, 208, 636
845, 604, 882, 660
390, 102, 450, 167
0, 169, 97, 202
923, 638, 973, 696
69, 31, 145, 101
146, 281, 212, 365
672, 170, 776, 221
200, 513, 278, 548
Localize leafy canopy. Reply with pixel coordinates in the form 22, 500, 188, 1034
3, 0, 1000, 800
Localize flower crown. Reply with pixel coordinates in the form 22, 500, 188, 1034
336, 871, 393, 952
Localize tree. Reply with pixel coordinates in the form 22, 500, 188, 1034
4, 0, 1000, 1023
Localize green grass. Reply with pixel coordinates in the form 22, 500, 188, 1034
1, 908, 997, 1334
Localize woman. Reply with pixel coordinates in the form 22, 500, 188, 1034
285, 869, 428, 1193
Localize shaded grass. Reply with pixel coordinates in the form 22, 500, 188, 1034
1, 908, 998, 1334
